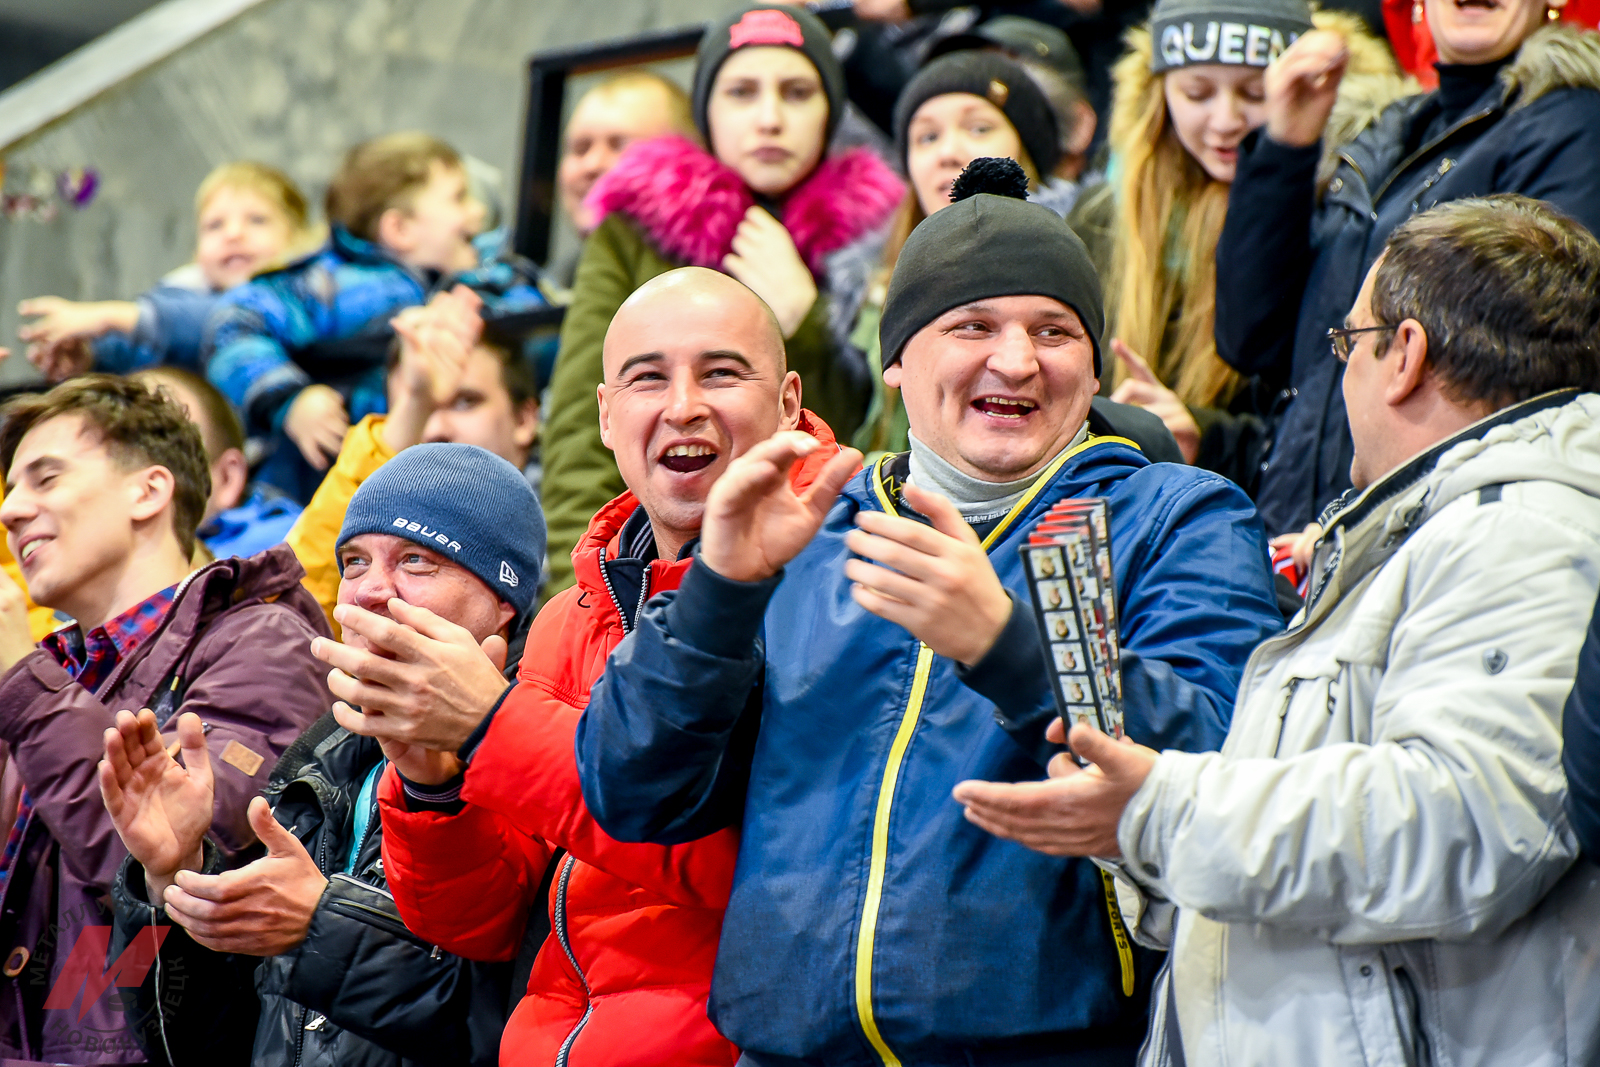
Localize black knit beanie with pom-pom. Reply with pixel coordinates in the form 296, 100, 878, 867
879, 157, 1104, 375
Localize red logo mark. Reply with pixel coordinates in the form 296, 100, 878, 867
43, 926, 169, 1021
729, 9, 804, 49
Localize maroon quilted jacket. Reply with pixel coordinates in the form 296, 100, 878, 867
0, 544, 330, 1063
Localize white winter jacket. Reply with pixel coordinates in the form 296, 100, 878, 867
1119, 390, 1600, 1067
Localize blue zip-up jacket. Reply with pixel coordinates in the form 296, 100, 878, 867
576, 436, 1283, 1066
92, 274, 218, 375
204, 226, 548, 438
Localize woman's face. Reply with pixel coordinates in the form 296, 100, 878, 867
195, 186, 295, 291
1426, 0, 1546, 65
906, 93, 1026, 216
1162, 65, 1267, 183
707, 46, 829, 197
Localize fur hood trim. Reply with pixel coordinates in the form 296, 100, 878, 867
585, 136, 905, 276
1503, 23, 1600, 110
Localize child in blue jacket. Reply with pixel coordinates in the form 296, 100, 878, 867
17, 162, 311, 379
204, 132, 547, 503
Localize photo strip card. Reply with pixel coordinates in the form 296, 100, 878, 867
1020, 498, 1123, 757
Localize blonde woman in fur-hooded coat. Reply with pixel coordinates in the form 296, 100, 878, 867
1067, 1, 1404, 487
1215, 6, 1600, 539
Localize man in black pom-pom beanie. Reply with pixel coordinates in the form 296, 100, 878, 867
570, 157, 1286, 1067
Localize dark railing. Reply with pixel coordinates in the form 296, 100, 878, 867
512, 2, 856, 268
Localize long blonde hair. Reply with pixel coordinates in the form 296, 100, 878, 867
1105, 28, 1239, 410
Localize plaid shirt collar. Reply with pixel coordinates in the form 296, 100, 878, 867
42, 583, 180, 695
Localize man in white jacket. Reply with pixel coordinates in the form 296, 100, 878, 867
955, 194, 1600, 1067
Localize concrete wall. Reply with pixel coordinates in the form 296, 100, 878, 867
0, 0, 732, 388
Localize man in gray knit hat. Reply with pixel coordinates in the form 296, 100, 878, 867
573, 160, 1284, 1066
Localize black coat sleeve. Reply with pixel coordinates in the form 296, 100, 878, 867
108, 847, 262, 1067
259, 873, 510, 1066
1214, 130, 1322, 380
1563, 587, 1600, 861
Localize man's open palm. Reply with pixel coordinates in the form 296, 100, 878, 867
99, 710, 213, 879
700, 432, 862, 583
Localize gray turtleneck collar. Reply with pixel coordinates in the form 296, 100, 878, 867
907, 423, 1089, 524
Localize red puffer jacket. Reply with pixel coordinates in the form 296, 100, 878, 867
379, 412, 840, 1067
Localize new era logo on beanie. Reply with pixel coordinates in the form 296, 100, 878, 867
337, 443, 546, 618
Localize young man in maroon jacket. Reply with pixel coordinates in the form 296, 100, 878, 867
0, 375, 328, 1063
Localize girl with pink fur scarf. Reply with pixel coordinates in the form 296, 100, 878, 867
539, 4, 904, 595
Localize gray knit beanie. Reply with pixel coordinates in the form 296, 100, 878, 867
1148, 0, 1314, 73
880, 157, 1103, 376
337, 443, 546, 619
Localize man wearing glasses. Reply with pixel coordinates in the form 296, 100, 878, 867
955, 195, 1600, 1067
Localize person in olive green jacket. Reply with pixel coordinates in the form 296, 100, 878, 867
539, 5, 904, 595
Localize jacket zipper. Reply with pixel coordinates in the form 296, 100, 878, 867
288, 807, 338, 1067
1368, 103, 1499, 207
853, 439, 1116, 1066
596, 546, 653, 635
551, 854, 593, 1067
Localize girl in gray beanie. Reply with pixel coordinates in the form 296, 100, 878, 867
1064, 0, 1400, 483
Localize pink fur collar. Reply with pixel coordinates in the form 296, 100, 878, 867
585, 136, 904, 275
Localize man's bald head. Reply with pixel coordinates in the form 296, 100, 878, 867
604, 266, 786, 380
596, 265, 803, 563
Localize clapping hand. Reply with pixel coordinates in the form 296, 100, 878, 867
99, 710, 213, 903
845, 483, 1014, 665
953, 719, 1158, 858
699, 431, 863, 583
383, 286, 481, 451
163, 797, 328, 956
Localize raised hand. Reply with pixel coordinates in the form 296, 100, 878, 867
99, 710, 213, 902
1108, 339, 1200, 464
952, 720, 1158, 858
283, 383, 350, 470
317, 598, 510, 755
17, 297, 139, 348
384, 287, 482, 451
700, 431, 862, 583
845, 482, 1014, 664
1264, 30, 1350, 148
163, 797, 328, 956
722, 208, 819, 339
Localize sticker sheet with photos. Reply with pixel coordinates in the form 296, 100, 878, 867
1019, 498, 1123, 746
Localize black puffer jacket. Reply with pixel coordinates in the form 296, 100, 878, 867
109, 714, 515, 1066
1215, 24, 1600, 537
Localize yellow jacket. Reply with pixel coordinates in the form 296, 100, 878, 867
0, 484, 61, 642
286, 414, 396, 634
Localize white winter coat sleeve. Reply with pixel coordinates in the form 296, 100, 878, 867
1117, 501, 1599, 944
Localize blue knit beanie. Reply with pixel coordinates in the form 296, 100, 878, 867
336, 444, 546, 618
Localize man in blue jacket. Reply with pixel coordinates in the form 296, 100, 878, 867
575, 159, 1285, 1067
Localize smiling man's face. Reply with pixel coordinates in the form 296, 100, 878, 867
598, 268, 801, 557
886, 295, 1098, 482
1, 415, 152, 617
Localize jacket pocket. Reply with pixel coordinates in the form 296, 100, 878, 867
1382, 950, 1436, 1067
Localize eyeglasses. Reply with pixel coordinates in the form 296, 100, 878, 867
1327, 325, 1395, 363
